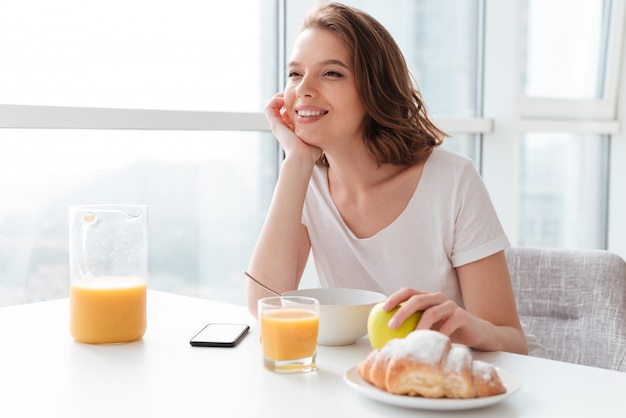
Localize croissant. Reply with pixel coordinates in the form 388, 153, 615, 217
357, 329, 506, 399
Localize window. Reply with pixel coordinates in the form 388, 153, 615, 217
0, 0, 275, 111
516, 0, 617, 249
0, 0, 278, 306
522, 0, 607, 100
519, 0, 623, 119
2, 0, 625, 306
519, 133, 608, 248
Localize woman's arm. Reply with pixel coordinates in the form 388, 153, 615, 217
454, 250, 528, 354
384, 251, 528, 354
245, 160, 313, 316
245, 93, 321, 317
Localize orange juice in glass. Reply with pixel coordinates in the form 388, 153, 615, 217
69, 205, 148, 344
258, 296, 319, 373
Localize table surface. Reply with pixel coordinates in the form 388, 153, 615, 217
1, 290, 625, 417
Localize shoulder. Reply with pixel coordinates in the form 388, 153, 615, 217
424, 147, 478, 183
428, 147, 474, 169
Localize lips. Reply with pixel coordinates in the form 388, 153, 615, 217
297, 109, 328, 117
294, 105, 329, 123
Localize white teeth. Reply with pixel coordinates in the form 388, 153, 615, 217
298, 110, 325, 117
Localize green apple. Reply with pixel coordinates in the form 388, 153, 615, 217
367, 302, 422, 349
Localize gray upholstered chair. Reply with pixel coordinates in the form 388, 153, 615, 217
505, 246, 626, 372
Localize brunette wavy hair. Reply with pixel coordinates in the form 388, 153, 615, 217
302, 2, 447, 166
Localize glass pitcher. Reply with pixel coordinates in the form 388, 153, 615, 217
69, 204, 148, 344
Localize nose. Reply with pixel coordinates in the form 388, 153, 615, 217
295, 74, 317, 98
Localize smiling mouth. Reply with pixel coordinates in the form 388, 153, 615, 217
297, 110, 328, 117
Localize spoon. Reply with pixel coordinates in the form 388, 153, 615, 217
243, 271, 282, 296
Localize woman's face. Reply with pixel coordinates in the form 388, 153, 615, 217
284, 28, 367, 150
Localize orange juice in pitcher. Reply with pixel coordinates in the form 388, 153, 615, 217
70, 276, 147, 344
69, 205, 148, 344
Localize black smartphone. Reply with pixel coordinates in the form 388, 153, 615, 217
189, 323, 250, 348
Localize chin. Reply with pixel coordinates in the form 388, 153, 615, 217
295, 129, 322, 148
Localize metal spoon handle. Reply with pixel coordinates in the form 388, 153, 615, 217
243, 271, 281, 296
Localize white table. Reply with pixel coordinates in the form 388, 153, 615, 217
1, 290, 624, 417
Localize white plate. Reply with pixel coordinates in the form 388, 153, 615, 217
343, 366, 522, 411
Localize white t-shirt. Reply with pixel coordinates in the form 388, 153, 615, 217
302, 147, 510, 308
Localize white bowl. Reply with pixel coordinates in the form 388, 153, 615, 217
282, 288, 386, 346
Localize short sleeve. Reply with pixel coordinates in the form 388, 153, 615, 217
449, 162, 510, 267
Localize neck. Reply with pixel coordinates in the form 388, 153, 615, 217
325, 150, 409, 196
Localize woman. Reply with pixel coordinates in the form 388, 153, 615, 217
246, 2, 528, 355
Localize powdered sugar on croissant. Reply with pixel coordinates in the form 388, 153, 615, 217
358, 330, 506, 399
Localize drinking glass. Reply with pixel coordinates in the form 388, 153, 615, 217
258, 296, 320, 373
69, 204, 148, 344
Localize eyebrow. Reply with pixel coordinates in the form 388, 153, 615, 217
287, 59, 351, 69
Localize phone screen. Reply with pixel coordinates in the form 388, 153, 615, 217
189, 323, 250, 347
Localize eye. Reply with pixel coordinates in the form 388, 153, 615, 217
324, 70, 344, 78
287, 70, 302, 78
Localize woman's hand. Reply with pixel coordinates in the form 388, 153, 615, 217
265, 93, 322, 164
383, 287, 488, 349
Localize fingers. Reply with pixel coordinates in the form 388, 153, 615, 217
280, 106, 294, 130
384, 289, 485, 348
384, 288, 436, 329
264, 92, 323, 165
265, 93, 286, 122
385, 289, 466, 339
265, 93, 295, 132
266, 92, 285, 109
431, 305, 467, 336
415, 299, 463, 333
382, 287, 424, 310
